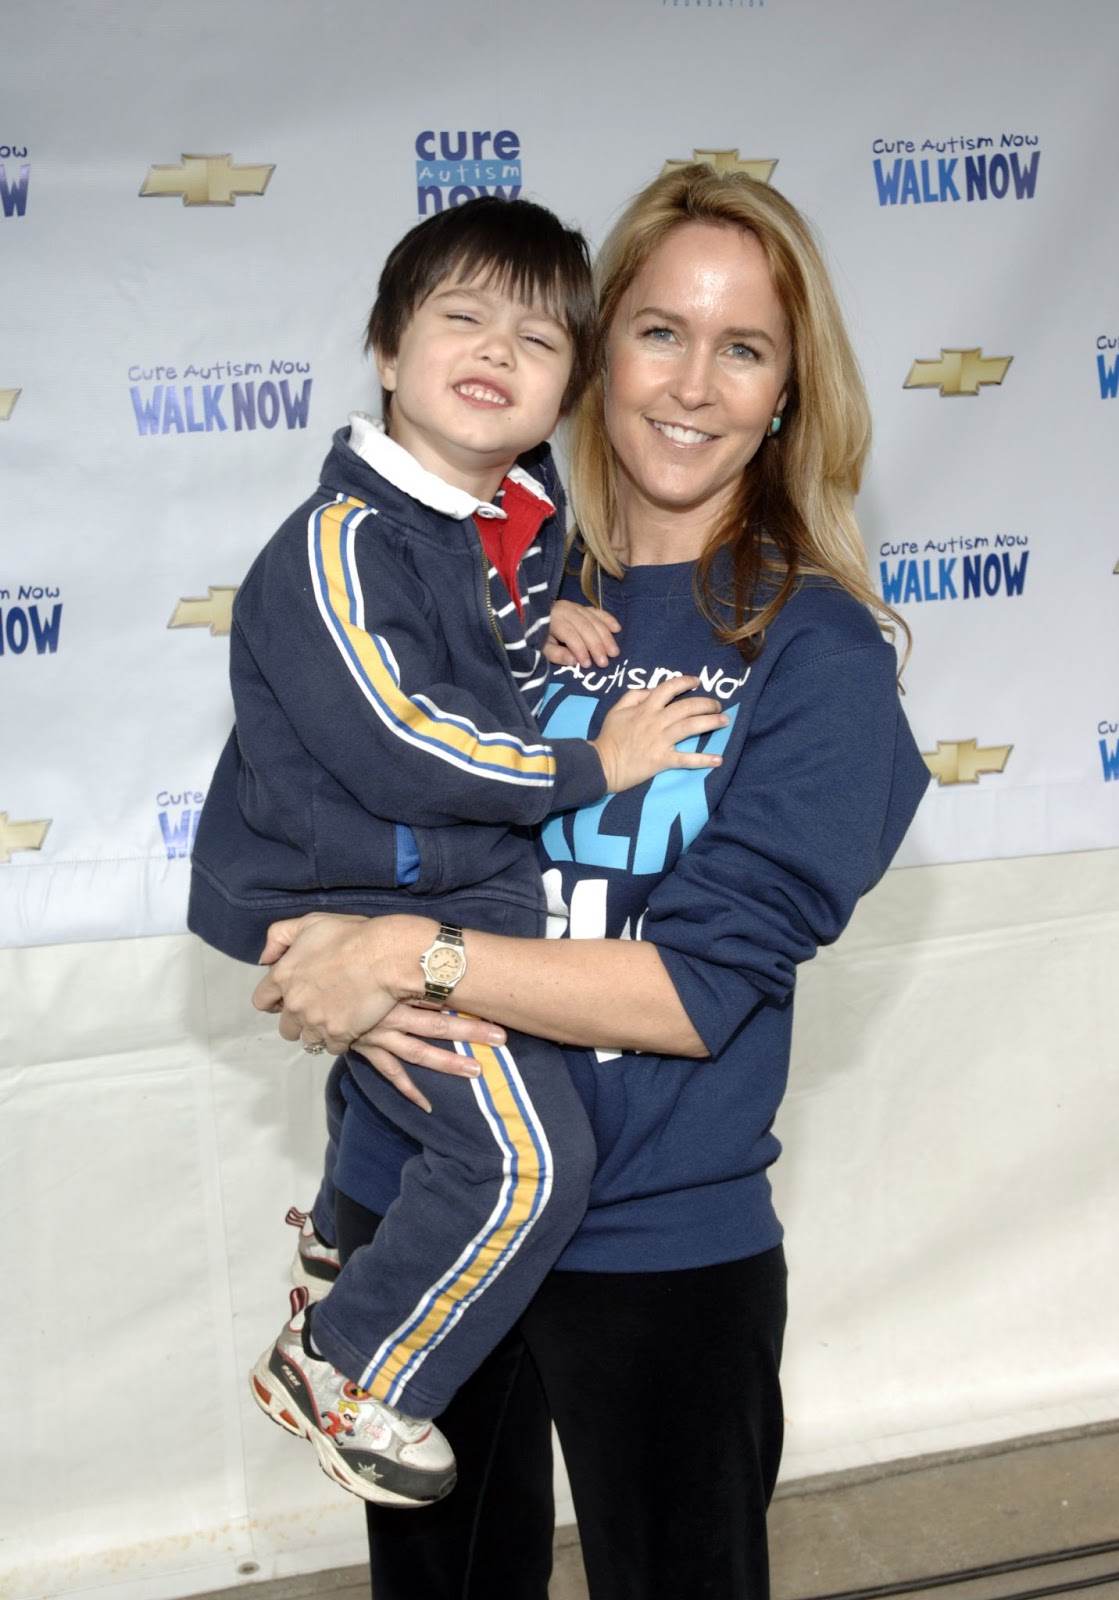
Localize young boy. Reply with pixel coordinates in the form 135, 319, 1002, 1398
189, 197, 724, 1508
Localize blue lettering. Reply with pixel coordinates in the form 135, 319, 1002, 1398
937, 557, 958, 598
160, 386, 185, 434
572, 797, 630, 871
183, 386, 205, 433
280, 378, 312, 428
965, 155, 987, 201
1001, 552, 1028, 596
0, 161, 30, 217
964, 151, 1039, 202
873, 158, 903, 205
937, 157, 960, 201
631, 714, 735, 875
417, 184, 443, 215
415, 131, 436, 159
159, 808, 200, 859
879, 560, 905, 604
0, 605, 57, 653
203, 385, 227, 430
903, 563, 923, 603
130, 384, 163, 435
1100, 739, 1119, 782
538, 693, 596, 864
962, 554, 983, 597
2, 605, 29, 653
1011, 151, 1040, 198
256, 381, 280, 429
988, 154, 1010, 199
1098, 353, 1119, 399
30, 603, 62, 653
232, 382, 256, 430
900, 161, 921, 204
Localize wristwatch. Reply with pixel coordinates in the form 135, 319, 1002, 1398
418, 923, 467, 1008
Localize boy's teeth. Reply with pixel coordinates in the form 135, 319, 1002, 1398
457, 383, 508, 404
653, 421, 713, 444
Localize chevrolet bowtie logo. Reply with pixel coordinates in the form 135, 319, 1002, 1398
923, 740, 1013, 786
0, 812, 51, 863
140, 154, 274, 206
0, 388, 20, 421
904, 349, 1012, 396
662, 149, 778, 184
168, 587, 238, 636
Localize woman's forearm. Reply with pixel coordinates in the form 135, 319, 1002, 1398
383, 915, 708, 1058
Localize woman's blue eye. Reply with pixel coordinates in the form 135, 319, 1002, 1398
728, 343, 757, 360
642, 326, 675, 342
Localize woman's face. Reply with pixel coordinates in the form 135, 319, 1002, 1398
604, 221, 791, 557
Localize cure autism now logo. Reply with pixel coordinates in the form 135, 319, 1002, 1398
129, 358, 312, 435
872, 132, 1040, 206
879, 534, 1029, 605
415, 129, 521, 215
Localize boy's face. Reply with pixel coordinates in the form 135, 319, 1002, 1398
376, 274, 574, 500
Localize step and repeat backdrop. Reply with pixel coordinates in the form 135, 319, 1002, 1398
2, 0, 1117, 948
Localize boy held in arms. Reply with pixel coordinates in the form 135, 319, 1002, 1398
189, 197, 726, 1508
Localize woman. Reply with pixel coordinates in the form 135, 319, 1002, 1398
254, 165, 930, 1600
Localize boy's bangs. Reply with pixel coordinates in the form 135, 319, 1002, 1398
444, 250, 568, 321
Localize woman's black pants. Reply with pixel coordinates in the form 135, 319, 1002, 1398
336, 1190, 787, 1600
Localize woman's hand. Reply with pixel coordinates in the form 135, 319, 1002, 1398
543, 600, 621, 668
351, 1005, 504, 1114
253, 912, 404, 1056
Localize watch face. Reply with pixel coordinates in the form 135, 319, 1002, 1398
426, 945, 465, 984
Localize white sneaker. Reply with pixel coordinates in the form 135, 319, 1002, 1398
286, 1205, 341, 1302
250, 1287, 457, 1506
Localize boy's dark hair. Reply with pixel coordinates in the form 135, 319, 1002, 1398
366, 196, 597, 420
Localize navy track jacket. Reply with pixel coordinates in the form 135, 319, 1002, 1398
189, 426, 606, 964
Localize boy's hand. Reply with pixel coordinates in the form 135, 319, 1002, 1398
592, 676, 728, 794
544, 600, 621, 668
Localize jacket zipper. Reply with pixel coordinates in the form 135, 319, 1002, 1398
476, 534, 504, 649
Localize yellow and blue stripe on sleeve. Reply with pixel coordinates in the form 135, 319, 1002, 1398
307, 497, 557, 788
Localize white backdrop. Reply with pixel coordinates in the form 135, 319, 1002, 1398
2, 2, 1118, 1596
2, 0, 1117, 945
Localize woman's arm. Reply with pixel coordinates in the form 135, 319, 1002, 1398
252, 912, 707, 1061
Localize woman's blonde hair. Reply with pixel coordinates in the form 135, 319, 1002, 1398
569, 164, 904, 660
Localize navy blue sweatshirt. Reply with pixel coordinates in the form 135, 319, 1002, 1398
333, 555, 930, 1272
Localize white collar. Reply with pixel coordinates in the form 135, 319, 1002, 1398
347, 413, 553, 522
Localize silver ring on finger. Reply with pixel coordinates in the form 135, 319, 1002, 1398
302, 1039, 328, 1056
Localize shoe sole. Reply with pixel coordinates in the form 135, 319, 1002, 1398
249, 1351, 456, 1509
